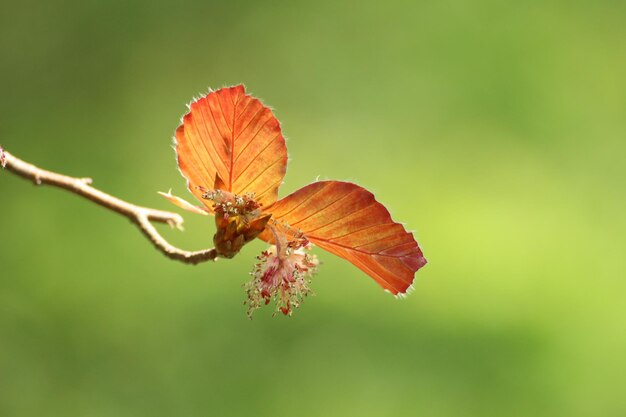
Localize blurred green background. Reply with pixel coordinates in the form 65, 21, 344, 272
1, 0, 625, 416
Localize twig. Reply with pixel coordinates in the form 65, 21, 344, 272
0, 148, 217, 264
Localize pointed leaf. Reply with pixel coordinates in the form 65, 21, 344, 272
263, 181, 427, 294
175, 85, 288, 210
158, 191, 209, 215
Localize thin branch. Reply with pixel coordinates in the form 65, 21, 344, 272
0, 147, 217, 264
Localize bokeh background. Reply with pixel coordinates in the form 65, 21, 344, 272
1, 0, 625, 416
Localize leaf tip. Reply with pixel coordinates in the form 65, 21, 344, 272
158, 190, 209, 216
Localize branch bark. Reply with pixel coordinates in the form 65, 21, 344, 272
0, 147, 217, 264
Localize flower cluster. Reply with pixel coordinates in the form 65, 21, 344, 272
245, 225, 319, 318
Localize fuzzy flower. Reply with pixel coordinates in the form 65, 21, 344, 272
245, 232, 318, 317
161, 85, 427, 316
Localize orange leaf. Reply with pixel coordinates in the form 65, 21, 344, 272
263, 181, 426, 294
175, 85, 288, 210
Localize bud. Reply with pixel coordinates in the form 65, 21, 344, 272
200, 188, 271, 258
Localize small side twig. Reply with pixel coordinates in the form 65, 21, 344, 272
1, 148, 217, 264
